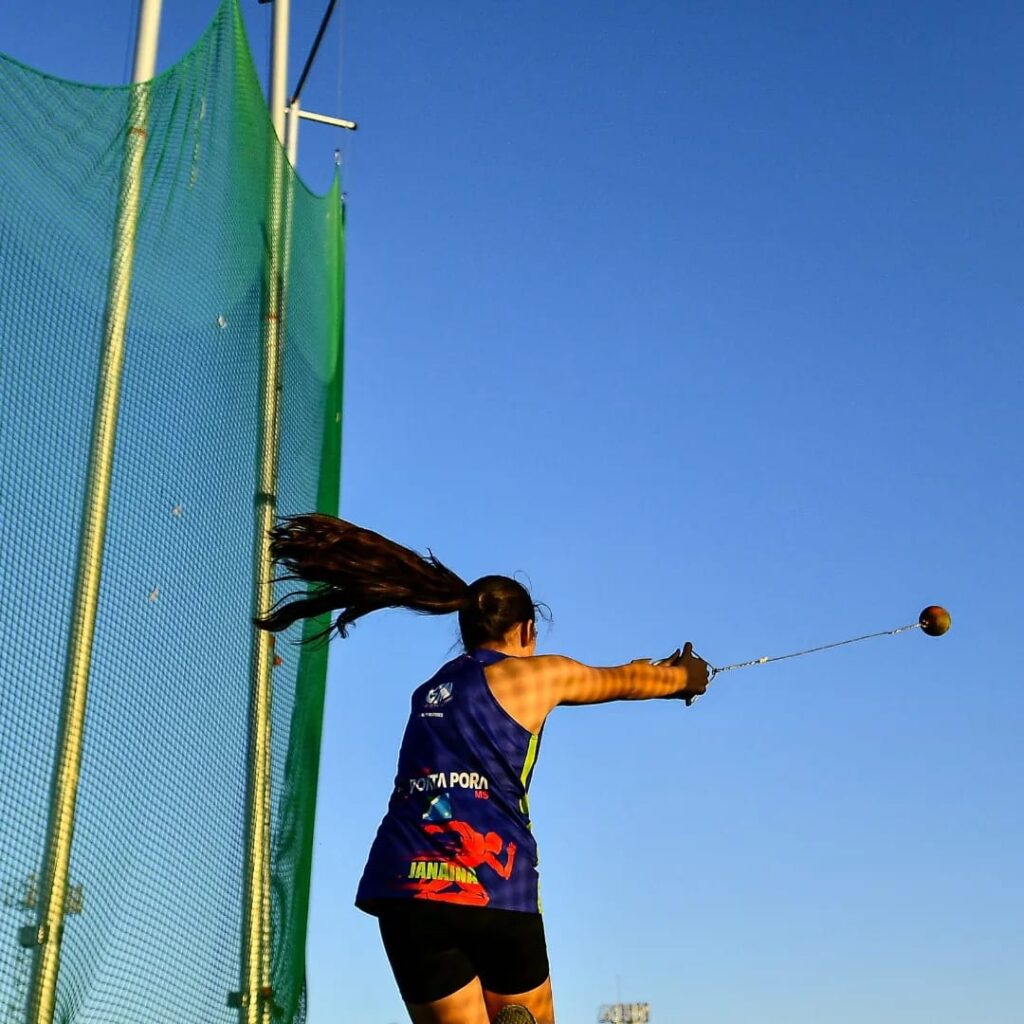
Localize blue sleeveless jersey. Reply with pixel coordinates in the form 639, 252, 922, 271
356, 650, 543, 913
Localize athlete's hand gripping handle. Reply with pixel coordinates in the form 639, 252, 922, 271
652, 642, 710, 705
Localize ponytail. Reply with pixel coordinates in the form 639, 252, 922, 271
255, 514, 543, 648
256, 514, 469, 640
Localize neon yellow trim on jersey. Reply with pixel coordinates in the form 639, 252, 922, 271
519, 732, 542, 911
518, 732, 540, 817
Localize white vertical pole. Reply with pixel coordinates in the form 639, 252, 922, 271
269, 0, 290, 144
24, 3, 163, 1024
132, 0, 162, 82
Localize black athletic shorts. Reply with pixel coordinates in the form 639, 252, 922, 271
373, 900, 550, 1005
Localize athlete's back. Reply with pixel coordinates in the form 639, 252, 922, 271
357, 651, 543, 913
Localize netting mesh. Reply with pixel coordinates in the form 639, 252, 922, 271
0, 3, 343, 1021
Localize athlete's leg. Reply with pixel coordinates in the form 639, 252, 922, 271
406, 977, 490, 1024
483, 978, 554, 1024
378, 903, 487, 1024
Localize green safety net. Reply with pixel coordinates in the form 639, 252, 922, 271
0, 2, 343, 1021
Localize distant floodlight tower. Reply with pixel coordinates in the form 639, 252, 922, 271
599, 1003, 650, 1024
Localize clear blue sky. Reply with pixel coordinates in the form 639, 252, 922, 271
2, 2, 1021, 1023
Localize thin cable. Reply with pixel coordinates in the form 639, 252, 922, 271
335, 1, 351, 188
710, 622, 922, 677
291, 0, 339, 105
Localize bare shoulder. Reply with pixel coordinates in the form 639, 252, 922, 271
484, 655, 584, 733
486, 654, 582, 686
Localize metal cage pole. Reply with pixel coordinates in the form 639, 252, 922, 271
236, 2, 354, 1016
286, 100, 300, 166
23, 3, 163, 1023
284, 0, 359, 169
238, 0, 289, 1020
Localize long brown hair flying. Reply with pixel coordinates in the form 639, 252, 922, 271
254, 514, 540, 648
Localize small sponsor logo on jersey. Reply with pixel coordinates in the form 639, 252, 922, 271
425, 681, 454, 706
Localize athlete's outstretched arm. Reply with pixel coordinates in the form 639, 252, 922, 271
486, 643, 710, 733
543, 643, 708, 706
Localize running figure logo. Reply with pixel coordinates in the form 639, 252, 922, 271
405, 820, 517, 905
